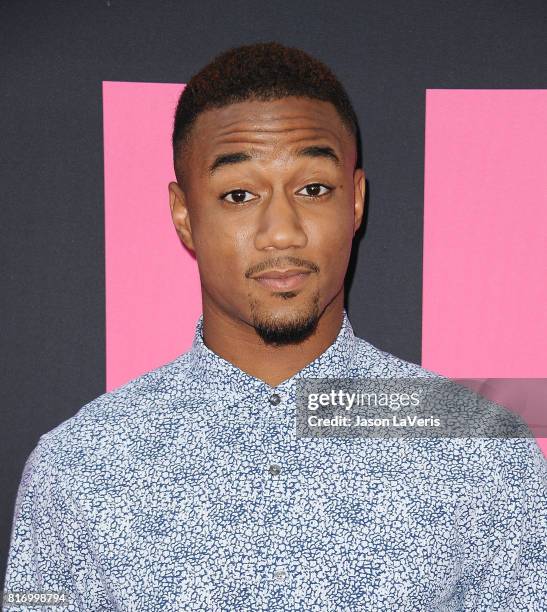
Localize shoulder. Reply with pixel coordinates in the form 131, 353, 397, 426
25, 350, 198, 490
348, 336, 547, 479
352, 335, 440, 378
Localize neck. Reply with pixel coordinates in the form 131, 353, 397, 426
201, 292, 345, 387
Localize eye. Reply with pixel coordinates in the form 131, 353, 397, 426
297, 183, 332, 199
221, 189, 256, 204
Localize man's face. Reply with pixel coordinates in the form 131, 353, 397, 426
169, 96, 365, 345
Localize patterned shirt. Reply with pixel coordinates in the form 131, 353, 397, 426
4, 310, 547, 611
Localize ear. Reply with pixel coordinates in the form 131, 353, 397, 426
169, 181, 195, 252
353, 167, 366, 235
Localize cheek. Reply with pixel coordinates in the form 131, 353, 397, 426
311, 212, 354, 274
192, 215, 250, 281
323, 238, 353, 285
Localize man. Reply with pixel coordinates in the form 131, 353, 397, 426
4, 42, 546, 611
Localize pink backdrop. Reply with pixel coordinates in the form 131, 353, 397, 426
103, 83, 546, 453
423, 89, 547, 454
103, 81, 201, 392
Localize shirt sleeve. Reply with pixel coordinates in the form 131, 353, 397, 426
3, 438, 114, 612
457, 437, 547, 610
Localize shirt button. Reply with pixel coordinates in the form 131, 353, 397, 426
269, 393, 281, 405
268, 464, 281, 476
274, 568, 287, 583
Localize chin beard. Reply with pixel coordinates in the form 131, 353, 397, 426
250, 295, 321, 346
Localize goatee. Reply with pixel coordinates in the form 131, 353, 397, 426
250, 294, 320, 346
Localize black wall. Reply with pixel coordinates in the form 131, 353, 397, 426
2, 0, 546, 582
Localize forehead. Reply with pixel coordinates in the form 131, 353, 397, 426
185, 97, 354, 173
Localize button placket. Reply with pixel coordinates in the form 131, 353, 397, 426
262, 389, 288, 494
260, 389, 293, 594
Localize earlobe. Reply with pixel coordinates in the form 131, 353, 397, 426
168, 181, 195, 251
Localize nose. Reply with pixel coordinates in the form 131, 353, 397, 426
254, 188, 308, 251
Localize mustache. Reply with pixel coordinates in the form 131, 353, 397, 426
245, 256, 319, 278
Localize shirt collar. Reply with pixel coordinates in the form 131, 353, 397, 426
186, 309, 358, 397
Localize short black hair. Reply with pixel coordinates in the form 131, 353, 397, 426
172, 41, 361, 185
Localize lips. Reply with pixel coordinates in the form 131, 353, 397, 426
252, 269, 312, 291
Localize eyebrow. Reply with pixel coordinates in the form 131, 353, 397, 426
207, 145, 341, 175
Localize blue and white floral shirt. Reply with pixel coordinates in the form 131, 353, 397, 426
4, 310, 547, 611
